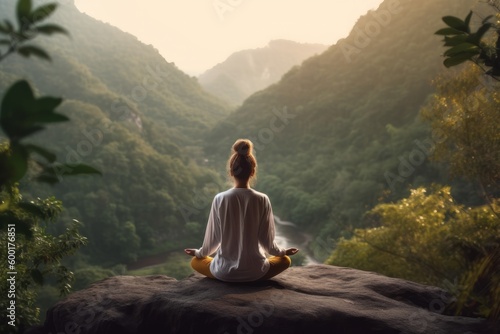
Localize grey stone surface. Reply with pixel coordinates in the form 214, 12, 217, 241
29, 265, 495, 334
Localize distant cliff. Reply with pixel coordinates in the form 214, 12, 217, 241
27, 265, 493, 334
198, 40, 328, 106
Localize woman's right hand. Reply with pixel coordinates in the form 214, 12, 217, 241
184, 248, 197, 256
285, 248, 299, 256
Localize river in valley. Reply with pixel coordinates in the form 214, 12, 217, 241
273, 216, 319, 265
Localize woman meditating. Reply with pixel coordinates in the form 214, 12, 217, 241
184, 139, 298, 282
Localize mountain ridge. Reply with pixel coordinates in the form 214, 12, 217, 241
198, 39, 328, 106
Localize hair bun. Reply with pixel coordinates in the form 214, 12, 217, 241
233, 139, 253, 157
228, 139, 257, 181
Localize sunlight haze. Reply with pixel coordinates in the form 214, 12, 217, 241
74, 0, 385, 75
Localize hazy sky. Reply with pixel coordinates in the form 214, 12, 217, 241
74, 0, 385, 75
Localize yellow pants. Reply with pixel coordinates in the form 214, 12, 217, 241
190, 255, 291, 281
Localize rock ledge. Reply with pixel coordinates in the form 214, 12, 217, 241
30, 265, 494, 334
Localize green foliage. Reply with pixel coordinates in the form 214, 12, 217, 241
0, 190, 87, 333
420, 66, 500, 319
421, 65, 500, 204
454, 247, 500, 320
327, 186, 499, 319
0, 80, 100, 188
436, 3, 500, 79
329, 187, 460, 284
0, 0, 67, 62
0, 1, 99, 331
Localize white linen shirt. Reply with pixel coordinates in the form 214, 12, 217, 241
195, 188, 285, 282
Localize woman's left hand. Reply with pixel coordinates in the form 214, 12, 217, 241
184, 248, 197, 256
285, 248, 299, 256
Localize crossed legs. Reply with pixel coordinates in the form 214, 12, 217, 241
190, 255, 291, 281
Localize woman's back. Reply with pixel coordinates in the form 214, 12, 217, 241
217, 188, 267, 262
202, 188, 284, 282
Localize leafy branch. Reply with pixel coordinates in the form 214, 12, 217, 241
436, 9, 500, 80
0, 0, 68, 62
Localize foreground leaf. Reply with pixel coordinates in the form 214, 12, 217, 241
444, 43, 480, 57
16, 0, 32, 27
17, 45, 51, 61
442, 15, 468, 32
444, 35, 468, 47
25, 144, 57, 163
35, 23, 67, 36
444, 54, 474, 68
29, 3, 57, 24
435, 27, 465, 36
63, 164, 102, 176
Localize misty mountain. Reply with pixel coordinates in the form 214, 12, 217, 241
205, 0, 478, 258
0, 0, 231, 264
198, 40, 328, 106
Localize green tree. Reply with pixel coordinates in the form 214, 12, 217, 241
327, 186, 499, 319
421, 65, 500, 208
420, 61, 500, 322
431, 3, 500, 320
0, 188, 87, 332
0, 0, 99, 332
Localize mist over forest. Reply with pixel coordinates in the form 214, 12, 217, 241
0, 0, 498, 331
